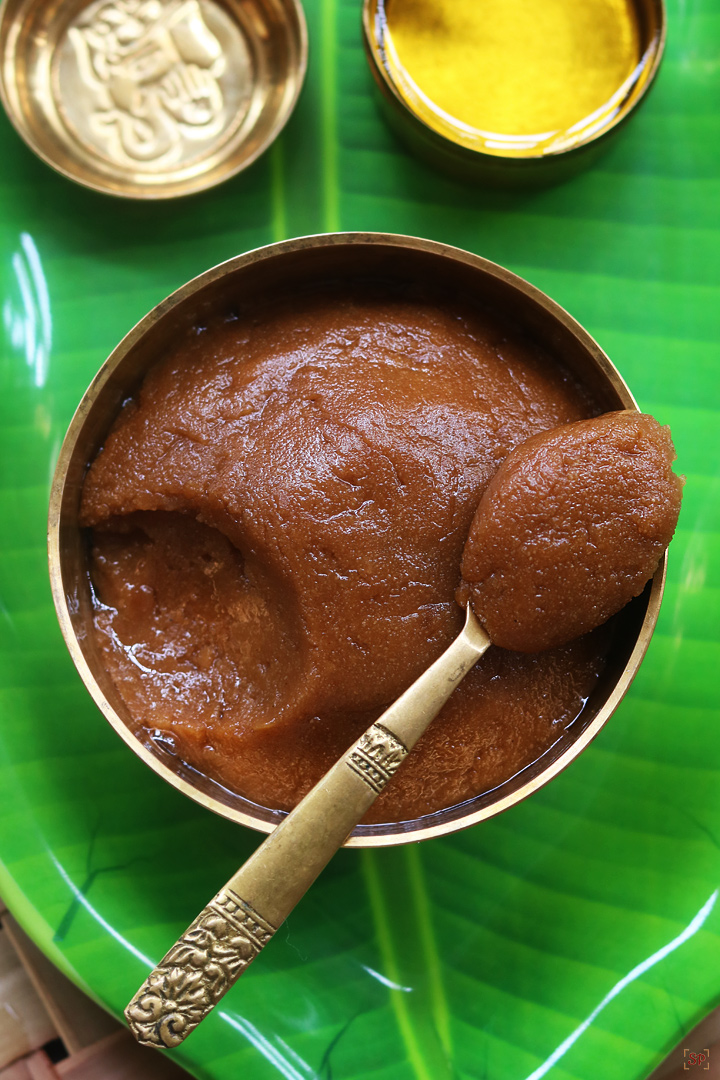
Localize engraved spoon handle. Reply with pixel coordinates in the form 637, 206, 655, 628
125, 607, 491, 1048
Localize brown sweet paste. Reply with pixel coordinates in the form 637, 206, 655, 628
458, 411, 683, 653
81, 287, 612, 823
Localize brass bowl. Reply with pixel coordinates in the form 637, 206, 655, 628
0, 0, 307, 199
362, 0, 665, 186
48, 233, 666, 846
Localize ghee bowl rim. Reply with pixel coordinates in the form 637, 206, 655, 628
0, 0, 308, 200
362, 0, 666, 173
48, 232, 666, 847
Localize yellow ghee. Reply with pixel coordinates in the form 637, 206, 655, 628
384, 0, 641, 151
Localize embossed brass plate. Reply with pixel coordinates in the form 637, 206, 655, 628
48, 233, 666, 847
0, 0, 307, 198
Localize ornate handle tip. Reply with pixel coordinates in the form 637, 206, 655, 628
125, 889, 276, 1048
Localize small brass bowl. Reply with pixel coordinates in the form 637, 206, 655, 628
0, 0, 307, 199
48, 233, 666, 847
363, 0, 665, 186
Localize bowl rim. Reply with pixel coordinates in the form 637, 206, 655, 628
48, 230, 666, 847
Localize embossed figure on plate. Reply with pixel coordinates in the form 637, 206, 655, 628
55, 0, 252, 170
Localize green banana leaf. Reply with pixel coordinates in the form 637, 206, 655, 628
1, 0, 719, 1077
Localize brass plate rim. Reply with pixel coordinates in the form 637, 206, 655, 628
0, 0, 308, 200
48, 231, 666, 847
362, 0, 667, 166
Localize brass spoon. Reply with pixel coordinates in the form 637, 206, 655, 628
123, 408, 681, 1049
125, 605, 490, 1049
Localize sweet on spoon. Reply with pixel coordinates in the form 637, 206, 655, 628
125, 409, 682, 1049
458, 410, 684, 652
